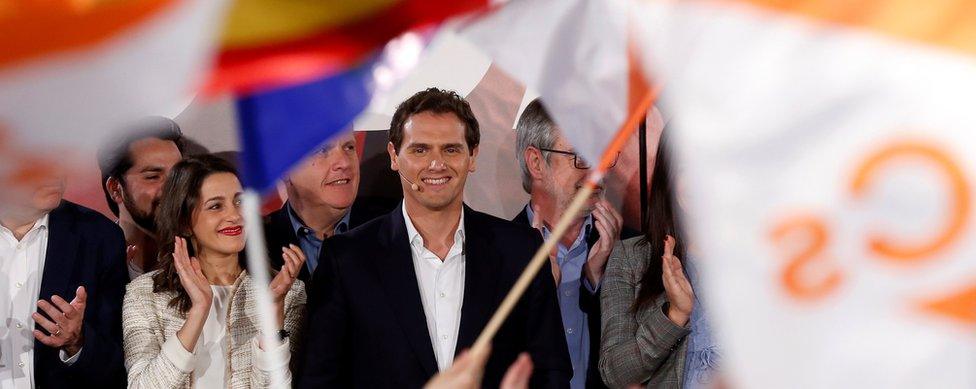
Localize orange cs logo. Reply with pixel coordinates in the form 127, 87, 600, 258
769, 140, 971, 302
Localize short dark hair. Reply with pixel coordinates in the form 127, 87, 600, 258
388, 88, 480, 154
97, 116, 185, 216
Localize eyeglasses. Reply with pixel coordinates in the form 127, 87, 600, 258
538, 147, 619, 169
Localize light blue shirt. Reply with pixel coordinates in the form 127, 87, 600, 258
287, 204, 351, 274
525, 204, 597, 389
681, 256, 721, 389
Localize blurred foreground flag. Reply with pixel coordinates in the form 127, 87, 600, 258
0, 0, 227, 189
209, 0, 489, 191
457, 0, 655, 166
633, 0, 976, 388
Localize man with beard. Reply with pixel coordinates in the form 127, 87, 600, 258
98, 116, 184, 280
513, 99, 632, 389
263, 131, 395, 282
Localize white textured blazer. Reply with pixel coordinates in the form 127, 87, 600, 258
122, 270, 306, 389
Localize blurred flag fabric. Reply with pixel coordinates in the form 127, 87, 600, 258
630, 0, 976, 388
0, 0, 228, 194
457, 0, 654, 167
460, 0, 975, 387
211, 0, 489, 191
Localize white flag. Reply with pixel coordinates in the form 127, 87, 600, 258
458, 0, 653, 166
636, 1, 976, 387
0, 0, 227, 193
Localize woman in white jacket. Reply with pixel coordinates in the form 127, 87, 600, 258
122, 155, 307, 388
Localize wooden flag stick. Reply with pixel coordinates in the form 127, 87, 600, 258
471, 89, 655, 354
471, 181, 596, 353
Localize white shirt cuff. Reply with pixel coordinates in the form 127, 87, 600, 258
251, 337, 291, 372
162, 337, 196, 372
59, 347, 82, 365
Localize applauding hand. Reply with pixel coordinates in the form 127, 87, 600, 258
173, 236, 212, 313
584, 199, 623, 286
173, 236, 212, 352
661, 235, 694, 326
269, 244, 306, 327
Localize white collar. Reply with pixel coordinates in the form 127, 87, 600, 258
401, 203, 465, 249
35, 213, 50, 231
0, 212, 50, 240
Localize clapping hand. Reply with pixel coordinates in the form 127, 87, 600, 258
661, 235, 694, 326
173, 236, 212, 313
269, 244, 306, 327
584, 199, 623, 286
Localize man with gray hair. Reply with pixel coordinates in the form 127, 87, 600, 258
512, 99, 623, 389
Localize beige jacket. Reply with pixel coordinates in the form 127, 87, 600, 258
122, 270, 306, 389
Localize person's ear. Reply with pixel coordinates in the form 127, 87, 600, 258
106, 177, 124, 203
387, 142, 400, 172
468, 145, 479, 172
525, 147, 546, 180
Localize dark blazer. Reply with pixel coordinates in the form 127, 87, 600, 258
512, 206, 639, 389
512, 207, 605, 389
263, 196, 397, 282
34, 201, 128, 388
296, 205, 572, 388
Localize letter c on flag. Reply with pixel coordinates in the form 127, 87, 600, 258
850, 141, 971, 262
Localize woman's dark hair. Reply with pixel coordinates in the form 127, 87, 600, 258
388, 87, 480, 154
633, 131, 687, 311
152, 154, 243, 314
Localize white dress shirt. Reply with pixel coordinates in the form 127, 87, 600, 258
401, 204, 466, 372
0, 215, 49, 389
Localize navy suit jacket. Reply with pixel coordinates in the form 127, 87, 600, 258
263, 196, 397, 283
296, 205, 572, 388
33, 201, 128, 388
512, 206, 640, 389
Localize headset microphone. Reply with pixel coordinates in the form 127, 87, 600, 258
398, 172, 422, 192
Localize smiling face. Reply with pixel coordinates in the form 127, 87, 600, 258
112, 137, 182, 232
190, 172, 245, 258
285, 132, 360, 212
388, 111, 478, 212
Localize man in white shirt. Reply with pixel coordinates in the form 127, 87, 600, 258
0, 173, 128, 388
297, 88, 572, 388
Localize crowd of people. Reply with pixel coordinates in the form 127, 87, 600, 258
0, 88, 721, 388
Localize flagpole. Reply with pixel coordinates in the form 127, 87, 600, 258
241, 189, 288, 388
471, 86, 659, 354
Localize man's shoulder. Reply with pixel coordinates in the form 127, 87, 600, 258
349, 196, 399, 228
467, 207, 540, 245
262, 205, 291, 231
330, 209, 392, 247
53, 200, 122, 237
509, 204, 531, 226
